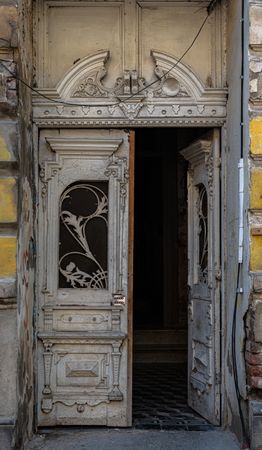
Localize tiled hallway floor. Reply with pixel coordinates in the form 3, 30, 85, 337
133, 363, 215, 431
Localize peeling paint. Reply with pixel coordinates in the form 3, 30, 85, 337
0, 177, 17, 222
250, 168, 262, 209
250, 118, 262, 156
0, 135, 12, 161
0, 236, 16, 277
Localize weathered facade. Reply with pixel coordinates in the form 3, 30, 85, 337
0, 0, 262, 449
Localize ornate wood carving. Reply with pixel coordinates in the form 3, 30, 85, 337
109, 341, 123, 401
180, 131, 221, 424
37, 130, 130, 425
41, 341, 53, 413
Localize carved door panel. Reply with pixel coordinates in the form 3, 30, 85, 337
37, 129, 132, 426
181, 130, 221, 425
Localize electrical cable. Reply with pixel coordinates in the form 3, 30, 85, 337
231, 0, 250, 447
0, 0, 215, 108
232, 265, 250, 448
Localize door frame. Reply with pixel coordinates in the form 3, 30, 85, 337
32, 123, 228, 429
127, 130, 135, 423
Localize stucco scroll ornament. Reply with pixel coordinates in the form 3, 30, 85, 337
39, 165, 48, 200
72, 55, 147, 99
73, 67, 146, 120
104, 156, 129, 211
71, 51, 190, 101
73, 66, 108, 98
39, 160, 63, 202
146, 65, 190, 99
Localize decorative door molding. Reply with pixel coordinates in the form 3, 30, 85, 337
181, 130, 221, 425
33, 50, 227, 127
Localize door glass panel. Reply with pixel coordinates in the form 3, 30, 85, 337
197, 183, 208, 284
59, 181, 108, 289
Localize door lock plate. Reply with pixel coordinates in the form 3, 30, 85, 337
112, 293, 126, 306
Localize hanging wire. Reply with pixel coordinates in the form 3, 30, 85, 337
0, 0, 215, 108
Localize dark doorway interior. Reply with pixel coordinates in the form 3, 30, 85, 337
132, 128, 213, 430
133, 128, 187, 332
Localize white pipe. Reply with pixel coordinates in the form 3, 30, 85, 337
238, 158, 244, 263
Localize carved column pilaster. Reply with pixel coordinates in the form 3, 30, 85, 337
111, 307, 121, 331
109, 341, 123, 401
41, 341, 53, 413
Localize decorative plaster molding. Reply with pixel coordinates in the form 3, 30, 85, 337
180, 138, 212, 166
45, 137, 123, 156
34, 117, 225, 128
33, 50, 227, 126
250, 44, 262, 52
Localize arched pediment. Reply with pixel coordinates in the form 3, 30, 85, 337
57, 50, 110, 99
150, 50, 212, 102
33, 50, 227, 126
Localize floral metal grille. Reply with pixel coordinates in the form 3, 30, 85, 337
59, 182, 108, 289
197, 183, 208, 284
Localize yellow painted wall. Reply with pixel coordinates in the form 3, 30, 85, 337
250, 117, 262, 155
250, 117, 262, 271
0, 236, 16, 277
0, 178, 17, 222
250, 235, 262, 271
0, 135, 12, 161
250, 169, 262, 209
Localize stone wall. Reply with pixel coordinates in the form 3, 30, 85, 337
0, 1, 35, 449
13, 0, 35, 449
0, 1, 18, 447
246, 1, 262, 449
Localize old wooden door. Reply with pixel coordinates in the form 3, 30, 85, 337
181, 130, 221, 425
37, 129, 133, 426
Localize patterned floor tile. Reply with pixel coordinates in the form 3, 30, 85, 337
133, 363, 215, 431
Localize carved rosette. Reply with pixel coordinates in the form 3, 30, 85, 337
151, 66, 190, 98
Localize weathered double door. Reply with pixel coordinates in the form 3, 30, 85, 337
37, 129, 132, 426
37, 128, 220, 427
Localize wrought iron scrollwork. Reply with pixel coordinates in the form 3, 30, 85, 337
197, 183, 208, 284
59, 182, 108, 289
